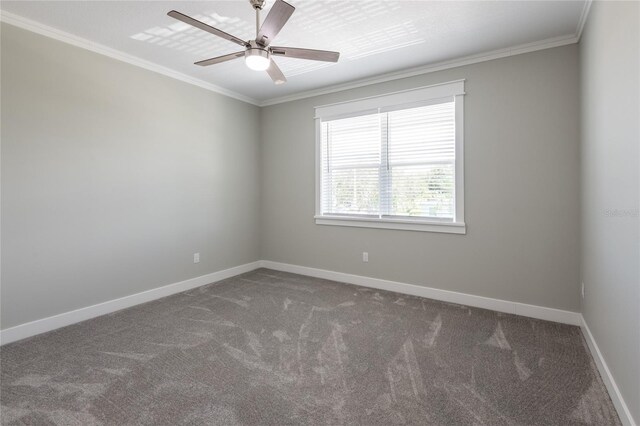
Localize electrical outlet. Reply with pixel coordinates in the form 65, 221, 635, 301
362, 252, 369, 262
193, 253, 200, 264
581, 282, 585, 298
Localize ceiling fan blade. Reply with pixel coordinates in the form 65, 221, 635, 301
270, 46, 340, 62
195, 51, 245, 66
167, 10, 247, 48
266, 59, 287, 85
256, 0, 295, 46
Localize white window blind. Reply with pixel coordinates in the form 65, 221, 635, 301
315, 80, 465, 233
321, 101, 455, 219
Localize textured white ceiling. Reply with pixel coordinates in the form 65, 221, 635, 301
1, 1, 587, 103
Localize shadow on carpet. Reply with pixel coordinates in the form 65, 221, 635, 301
0, 269, 620, 425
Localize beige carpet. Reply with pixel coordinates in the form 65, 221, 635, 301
1, 269, 620, 425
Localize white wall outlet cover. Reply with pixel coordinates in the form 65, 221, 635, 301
193, 253, 200, 264
362, 252, 369, 262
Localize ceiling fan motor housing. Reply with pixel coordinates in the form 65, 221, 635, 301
245, 40, 270, 70
246, 40, 269, 59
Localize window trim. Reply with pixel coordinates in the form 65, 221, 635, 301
314, 80, 466, 234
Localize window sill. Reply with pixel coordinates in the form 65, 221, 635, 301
314, 215, 466, 234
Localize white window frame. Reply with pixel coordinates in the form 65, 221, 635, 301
314, 80, 466, 234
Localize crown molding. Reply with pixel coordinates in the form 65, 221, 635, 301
0, 10, 261, 106
258, 34, 579, 106
576, 0, 593, 41
1, 6, 587, 109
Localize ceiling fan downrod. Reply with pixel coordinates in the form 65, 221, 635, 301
250, 0, 266, 39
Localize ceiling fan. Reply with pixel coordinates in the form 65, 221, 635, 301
167, 0, 340, 85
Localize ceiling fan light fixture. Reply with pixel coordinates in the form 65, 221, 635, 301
245, 44, 270, 71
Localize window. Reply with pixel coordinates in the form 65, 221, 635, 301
315, 80, 465, 233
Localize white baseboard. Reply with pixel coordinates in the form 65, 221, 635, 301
258, 260, 582, 325
0, 261, 261, 346
580, 316, 637, 426
2, 259, 631, 424
0, 259, 582, 342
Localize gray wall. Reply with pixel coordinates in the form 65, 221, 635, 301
580, 2, 640, 422
0, 20, 587, 330
1, 23, 261, 329
261, 45, 581, 311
